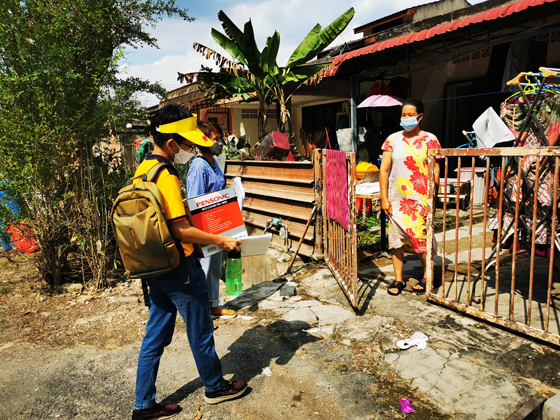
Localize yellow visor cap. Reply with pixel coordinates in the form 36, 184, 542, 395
158, 115, 213, 147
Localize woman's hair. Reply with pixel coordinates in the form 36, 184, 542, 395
197, 120, 224, 140
402, 98, 424, 115
196, 120, 223, 153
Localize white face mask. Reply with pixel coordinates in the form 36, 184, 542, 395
172, 140, 195, 165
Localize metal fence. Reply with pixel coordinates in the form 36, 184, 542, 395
426, 147, 560, 346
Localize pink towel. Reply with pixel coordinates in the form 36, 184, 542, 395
325, 149, 349, 231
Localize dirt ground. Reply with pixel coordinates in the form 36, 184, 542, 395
0, 250, 453, 420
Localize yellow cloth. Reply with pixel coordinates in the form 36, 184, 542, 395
134, 157, 194, 257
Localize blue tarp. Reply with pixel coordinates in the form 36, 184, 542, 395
0, 190, 19, 251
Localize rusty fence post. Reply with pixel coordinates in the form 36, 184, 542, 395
313, 149, 324, 259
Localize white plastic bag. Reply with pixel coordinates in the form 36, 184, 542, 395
233, 177, 245, 211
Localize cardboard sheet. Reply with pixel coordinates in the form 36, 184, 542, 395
356, 182, 380, 196
472, 107, 515, 148
239, 234, 272, 257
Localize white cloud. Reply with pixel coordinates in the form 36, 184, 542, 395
120, 0, 492, 107
119, 16, 221, 106
119, 53, 200, 106
225, 0, 364, 64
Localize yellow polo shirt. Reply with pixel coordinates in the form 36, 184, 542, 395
134, 154, 194, 257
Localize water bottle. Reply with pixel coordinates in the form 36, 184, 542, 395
225, 250, 242, 295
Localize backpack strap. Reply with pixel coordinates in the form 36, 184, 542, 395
125, 161, 178, 186
146, 162, 177, 183
142, 279, 151, 307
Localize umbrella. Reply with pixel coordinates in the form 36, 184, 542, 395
357, 94, 404, 108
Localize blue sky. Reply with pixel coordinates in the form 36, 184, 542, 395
120, 0, 488, 106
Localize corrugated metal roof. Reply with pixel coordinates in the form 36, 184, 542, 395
327, 0, 557, 76
153, 82, 217, 110
164, 82, 207, 103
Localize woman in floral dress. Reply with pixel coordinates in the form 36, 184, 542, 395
379, 99, 441, 295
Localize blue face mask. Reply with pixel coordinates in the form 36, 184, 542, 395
400, 116, 418, 131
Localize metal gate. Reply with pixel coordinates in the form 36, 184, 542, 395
315, 149, 358, 307
426, 147, 560, 346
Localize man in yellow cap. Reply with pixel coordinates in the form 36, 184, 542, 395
132, 105, 248, 420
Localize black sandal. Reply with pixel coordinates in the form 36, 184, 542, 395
413, 278, 427, 293
387, 280, 405, 296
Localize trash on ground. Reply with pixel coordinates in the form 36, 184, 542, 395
302, 328, 319, 333
239, 315, 253, 320
262, 367, 273, 376
397, 332, 429, 350
192, 404, 202, 420
399, 398, 415, 414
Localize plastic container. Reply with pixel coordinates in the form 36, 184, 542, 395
225, 250, 242, 295
255, 131, 290, 160
356, 162, 379, 180
6, 222, 39, 253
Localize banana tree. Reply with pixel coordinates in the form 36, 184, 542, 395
187, 8, 355, 149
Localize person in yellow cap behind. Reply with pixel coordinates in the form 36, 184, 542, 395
131, 105, 248, 420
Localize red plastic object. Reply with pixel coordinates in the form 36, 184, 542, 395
255, 131, 290, 160
356, 197, 372, 215
6, 222, 39, 253
370, 83, 391, 95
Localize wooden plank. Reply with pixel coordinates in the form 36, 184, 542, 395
505, 392, 553, 420
243, 196, 314, 221
226, 160, 313, 168
225, 179, 314, 203
286, 206, 317, 274
225, 163, 314, 184
242, 209, 315, 242
313, 149, 323, 257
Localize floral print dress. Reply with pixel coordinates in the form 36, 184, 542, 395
381, 131, 442, 253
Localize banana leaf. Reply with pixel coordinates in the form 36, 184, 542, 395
198, 71, 254, 101
286, 7, 354, 69
198, 71, 252, 90
217, 10, 264, 79
260, 31, 280, 76
282, 63, 328, 84
211, 28, 248, 67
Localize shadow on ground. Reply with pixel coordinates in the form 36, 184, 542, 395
161, 320, 319, 405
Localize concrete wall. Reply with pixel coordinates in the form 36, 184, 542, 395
414, 0, 471, 22
547, 36, 560, 67
410, 50, 491, 145
231, 104, 278, 146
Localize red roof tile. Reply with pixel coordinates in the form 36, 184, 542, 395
326, 0, 557, 76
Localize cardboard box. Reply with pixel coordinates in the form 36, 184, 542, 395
184, 187, 247, 257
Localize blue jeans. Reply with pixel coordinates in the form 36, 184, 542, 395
199, 252, 223, 308
134, 254, 225, 410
